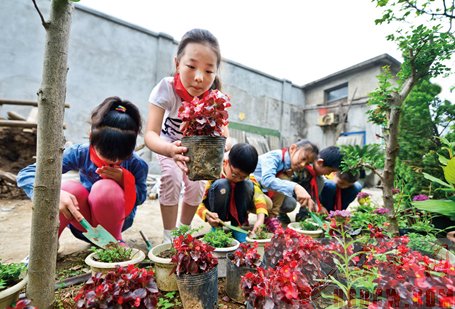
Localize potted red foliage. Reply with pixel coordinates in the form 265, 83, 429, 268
178, 89, 231, 180
171, 234, 218, 308
74, 265, 160, 308
226, 242, 262, 303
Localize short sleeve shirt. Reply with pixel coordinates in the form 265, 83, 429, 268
148, 77, 183, 142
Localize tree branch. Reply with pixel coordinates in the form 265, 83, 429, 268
32, 0, 50, 29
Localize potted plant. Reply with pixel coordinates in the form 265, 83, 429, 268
245, 224, 274, 260
85, 243, 145, 274
0, 261, 27, 309
148, 225, 201, 291
178, 89, 231, 180
288, 217, 323, 238
226, 242, 262, 303
202, 228, 239, 278
171, 234, 218, 309
74, 265, 160, 308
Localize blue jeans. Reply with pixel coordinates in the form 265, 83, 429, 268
320, 181, 362, 211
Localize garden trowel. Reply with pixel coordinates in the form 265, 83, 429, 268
219, 220, 249, 234
68, 206, 118, 248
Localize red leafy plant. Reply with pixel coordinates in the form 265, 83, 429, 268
74, 265, 160, 308
229, 242, 262, 268
6, 300, 36, 309
171, 234, 218, 276
178, 89, 231, 136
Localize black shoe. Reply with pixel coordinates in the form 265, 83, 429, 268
295, 208, 310, 222
277, 212, 291, 225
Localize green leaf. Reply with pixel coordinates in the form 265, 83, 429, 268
443, 157, 455, 186
412, 199, 455, 219
422, 172, 453, 188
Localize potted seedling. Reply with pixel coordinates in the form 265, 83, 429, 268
74, 265, 160, 308
85, 242, 145, 274
148, 225, 201, 291
178, 90, 231, 180
202, 228, 239, 278
246, 224, 274, 260
288, 212, 325, 239
0, 261, 27, 309
226, 242, 262, 303
171, 234, 218, 309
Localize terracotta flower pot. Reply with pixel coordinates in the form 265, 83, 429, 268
0, 274, 28, 309
85, 248, 145, 274
148, 243, 178, 291
287, 222, 323, 239
181, 136, 226, 180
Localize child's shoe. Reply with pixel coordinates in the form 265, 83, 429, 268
295, 207, 310, 222
277, 212, 291, 225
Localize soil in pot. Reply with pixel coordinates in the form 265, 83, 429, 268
85, 247, 145, 274
181, 136, 226, 181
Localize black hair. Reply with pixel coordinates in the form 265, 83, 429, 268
177, 28, 222, 90
295, 140, 319, 156
228, 143, 258, 175
338, 171, 360, 183
319, 146, 342, 169
90, 96, 142, 162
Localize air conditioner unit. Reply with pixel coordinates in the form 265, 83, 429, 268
318, 113, 339, 126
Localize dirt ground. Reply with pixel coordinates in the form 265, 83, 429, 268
0, 197, 214, 263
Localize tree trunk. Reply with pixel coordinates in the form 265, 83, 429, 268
382, 77, 415, 234
27, 1, 72, 307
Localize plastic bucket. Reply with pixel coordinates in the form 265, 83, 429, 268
176, 266, 218, 309
225, 254, 257, 303
181, 136, 226, 181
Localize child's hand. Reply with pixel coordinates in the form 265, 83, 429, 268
319, 206, 329, 215
170, 141, 190, 173
251, 213, 265, 234
96, 166, 124, 186
205, 211, 220, 227
59, 190, 80, 220
294, 185, 313, 207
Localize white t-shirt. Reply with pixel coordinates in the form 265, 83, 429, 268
148, 77, 183, 142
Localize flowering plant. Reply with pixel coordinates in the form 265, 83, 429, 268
171, 234, 218, 276
229, 242, 262, 268
74, 265, 160, 308
178, 90, 231, 137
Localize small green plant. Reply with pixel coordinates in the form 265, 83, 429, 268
170, 225, 202, 239
250, 224, 272, 239
407, 233, 441, 257
202, 228, 234, 248
90, 243, 133, 263
299, 218, 320, 231
0, 261, 26, 291
157, 291, 181, 309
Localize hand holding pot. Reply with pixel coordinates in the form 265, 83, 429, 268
170, 140, 190, 173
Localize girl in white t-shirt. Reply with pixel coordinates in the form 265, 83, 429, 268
145, 29, 229, 243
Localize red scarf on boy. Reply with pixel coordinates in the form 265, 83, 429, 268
304, 165, 322, 212
89, 146, 136, 217
173, 73, 210, 103
334, 187, 342, 211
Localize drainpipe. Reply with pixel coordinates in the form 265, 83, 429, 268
280, 79, 292, 145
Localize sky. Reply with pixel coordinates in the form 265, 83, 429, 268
78, 0, 453, 99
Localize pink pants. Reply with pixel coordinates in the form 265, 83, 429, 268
59, 180, 125, 240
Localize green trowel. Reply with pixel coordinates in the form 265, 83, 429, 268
68, 206, 118, 248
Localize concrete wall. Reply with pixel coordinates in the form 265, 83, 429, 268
0, 1, 305, 150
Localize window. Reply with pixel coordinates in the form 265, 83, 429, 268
325, 84, 348, 103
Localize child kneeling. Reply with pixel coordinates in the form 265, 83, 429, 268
196, 143, 271, 242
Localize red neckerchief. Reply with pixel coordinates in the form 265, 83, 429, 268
304, 165, 322, 211
89, 146, 136, 217
334, 187, 342, 211
173, 73, 210, 103
229, 182, 241, 226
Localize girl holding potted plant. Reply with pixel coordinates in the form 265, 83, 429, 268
196, 143, 271, 242
144, 28, 231, 244
17, 97, 148, 244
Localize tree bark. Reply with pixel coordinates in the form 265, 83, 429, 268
382, 77, 415, 233
27, 1, 72, 307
